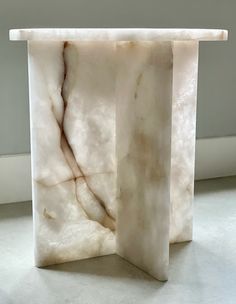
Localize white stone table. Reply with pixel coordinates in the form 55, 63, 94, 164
10, 28, 228, 281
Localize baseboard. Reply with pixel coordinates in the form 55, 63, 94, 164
0, 136, 236, 203
195, 136, 236, 180
0, 154, 31, 204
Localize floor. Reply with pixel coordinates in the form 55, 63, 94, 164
0, 177, 236, 304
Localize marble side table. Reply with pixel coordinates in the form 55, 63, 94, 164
10, 28, 227, 281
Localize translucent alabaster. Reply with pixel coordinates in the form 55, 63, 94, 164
10, 28, 227, 281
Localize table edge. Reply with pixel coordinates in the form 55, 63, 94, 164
9, 28, 228, 42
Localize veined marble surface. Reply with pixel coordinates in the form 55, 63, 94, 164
29, 41, 117, 266
11, 28, 227, 281
116, 41, 173, 281
169, 41, 199, 243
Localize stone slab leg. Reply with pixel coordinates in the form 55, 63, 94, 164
28, 41, 117, 266
116, 42, 173, 281
170, 41, 199, 243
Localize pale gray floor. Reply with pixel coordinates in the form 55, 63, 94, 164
0, 177, 236, 304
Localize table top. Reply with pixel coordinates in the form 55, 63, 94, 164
9, 28, 228, 42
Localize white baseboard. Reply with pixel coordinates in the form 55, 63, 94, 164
0, 154, 31, 204
195, 136, 236, 180
0, 136, 236, 204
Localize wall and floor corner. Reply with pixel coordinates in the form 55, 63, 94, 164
0, 0, 236, 204
1, 137, 236, 204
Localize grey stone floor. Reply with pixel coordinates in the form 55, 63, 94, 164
0, 177, 236, 304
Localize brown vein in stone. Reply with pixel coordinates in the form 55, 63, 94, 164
83, 176, 115, 222
35, 171, 114, 188
134, 72, 143, 99
58, 41, 115, 229
43, 208, 55, 220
